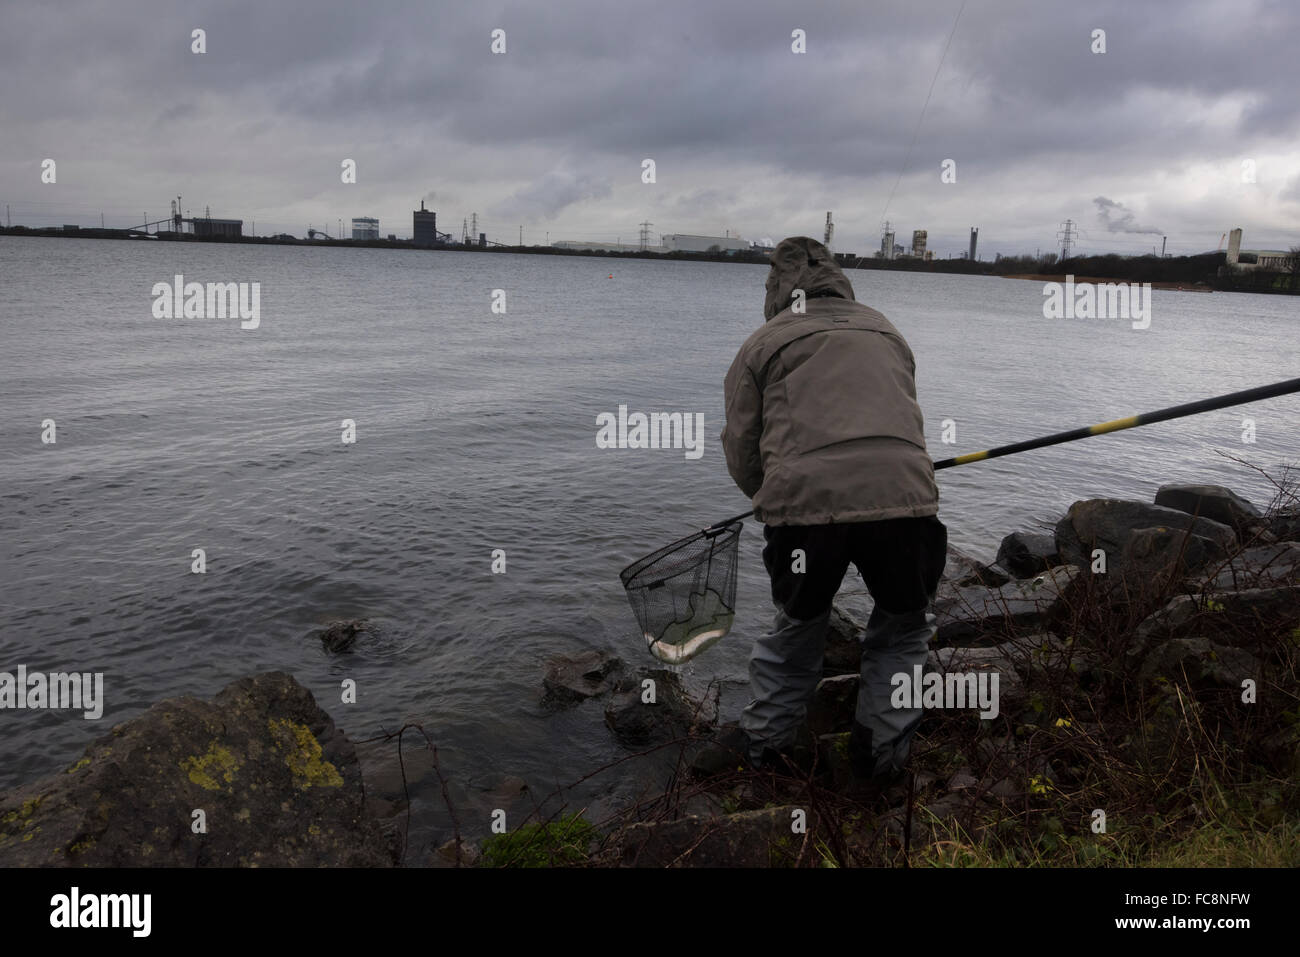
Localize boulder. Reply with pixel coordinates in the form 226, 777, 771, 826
320, 619, 368, 653
826, 586, 873, 675
943, 544, 1010, 588
604, 669, 714, 748
1137, 637, 1259, 689
928, 644, 1028, 715
934, 565, 1083, 644
436, 836, 482, 867
1002, 633, 1097, 680
807, 674, 859, 735
0, 672, 394, 867
1270, 507, 1300, 543
823, 626, 862, 676
1135, 585, 1300, 646
1202, 542, 1300, 590
542, 650, 624, 706
1153, 484, 1262, 537
1120, 525, 1232, 584
1055, 499, 1237, 581
996, 531, 1060, 579
614, 805, 807, 867
947, 769, 979, 791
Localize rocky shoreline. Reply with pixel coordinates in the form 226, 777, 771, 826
542, 481, 1300, 867
3, 482, 1296, 867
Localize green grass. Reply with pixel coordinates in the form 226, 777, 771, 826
479, 813, 596, 868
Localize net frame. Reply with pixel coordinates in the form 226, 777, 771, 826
619, 521, 743, 652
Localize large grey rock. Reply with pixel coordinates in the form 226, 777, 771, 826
1120, 525, 1232, 584
943, 544, 1010, 588
826, 586, 873, 675
0, 672, 394, 867
928, 645, 1028, 714
542, 650, 624, 706
996, 531, 1060, 579
1055, 499, 1237, 581
1004, 633, 1098, 680
934, 565, 1083, 644
1154, 484, 1262, 537
604, 669, 714, 747
1135, 586, 1300, 646
1137, 637, 1259, 689
1270, 507, 1300, 543
320, 618, 369, 653
808, 674, 859, 735
823, 626, 862, 676
1203, 543, 1300, 590
613, 805, 807, 867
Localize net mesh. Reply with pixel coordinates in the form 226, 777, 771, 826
619, 522, 742, 664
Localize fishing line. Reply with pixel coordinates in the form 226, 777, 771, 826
878, 0, 968, 230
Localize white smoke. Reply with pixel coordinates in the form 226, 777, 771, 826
1093, 196, 1161, 235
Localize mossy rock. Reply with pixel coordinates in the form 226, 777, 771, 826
0, 672, 394, 867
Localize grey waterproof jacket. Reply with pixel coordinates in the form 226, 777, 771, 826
722, 236, 939, 526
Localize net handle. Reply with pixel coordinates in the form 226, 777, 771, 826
704, 511, 753, 534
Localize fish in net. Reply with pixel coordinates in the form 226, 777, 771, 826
619, 521, 742, 664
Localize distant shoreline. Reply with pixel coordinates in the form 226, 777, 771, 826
2, 227, 1292, 295
1002, 273, 1215, 292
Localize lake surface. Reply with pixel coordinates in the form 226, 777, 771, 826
1, 236, 1295, 859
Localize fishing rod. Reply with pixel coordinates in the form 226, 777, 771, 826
706, 375, 1300, 531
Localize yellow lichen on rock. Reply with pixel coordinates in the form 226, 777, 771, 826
4, 796, 44, 826
180, 742, 240, 791
267, 719, 343, 789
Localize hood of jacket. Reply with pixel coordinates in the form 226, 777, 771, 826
763, 236, 856, 320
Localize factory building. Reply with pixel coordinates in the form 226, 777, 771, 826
660, 233, 749, 254
553, 240, 658, 253
413, 201, 438, 247
911, 230, 927, 258
352, 217, 379, 241
1248, 250, 1294, 269
190, 217, 242, 239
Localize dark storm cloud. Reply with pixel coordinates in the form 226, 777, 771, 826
2, 0, 1297, 253
494, 167, 613, 220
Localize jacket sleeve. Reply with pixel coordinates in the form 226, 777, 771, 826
722, 350, 765, 498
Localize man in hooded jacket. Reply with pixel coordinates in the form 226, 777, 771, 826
718, 235, 947, 782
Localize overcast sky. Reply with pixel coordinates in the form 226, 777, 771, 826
3, 0, 1297, 258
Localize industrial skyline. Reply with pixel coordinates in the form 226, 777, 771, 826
3, 1, 1297, 259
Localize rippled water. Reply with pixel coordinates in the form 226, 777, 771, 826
1, 236, 1295, 858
